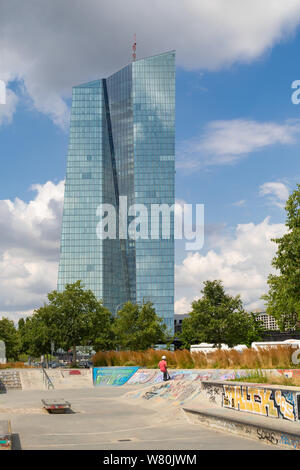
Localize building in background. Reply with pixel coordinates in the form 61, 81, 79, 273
252, 309, 300, 341
58, 51, 175, 333
252, 309, 280, 331
174, 314, 189, 334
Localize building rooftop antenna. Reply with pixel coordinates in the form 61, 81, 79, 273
132, 34, 136, 62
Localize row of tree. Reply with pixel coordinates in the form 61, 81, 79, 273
0, 281, 167, 361
18, 281, 115, 362
1, 279, 264, 361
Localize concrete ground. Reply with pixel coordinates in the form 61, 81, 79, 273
0, 386, 275, 450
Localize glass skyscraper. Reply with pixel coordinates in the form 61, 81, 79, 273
58, 51, 175, 332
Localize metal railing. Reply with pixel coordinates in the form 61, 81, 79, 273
42, 367, 54, 390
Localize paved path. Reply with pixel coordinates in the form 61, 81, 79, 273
0, 386, 275, 450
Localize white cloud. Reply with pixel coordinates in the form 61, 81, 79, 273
0, 88, 18, 125
1, 1, 300, 126
175, 297, 197, 318
232, 200, 246, 207
175, 217, 286, 314
0, 181, 64, 321
259, 182, 290, 208
177, 119, 300, 171
0, 178, 290, 324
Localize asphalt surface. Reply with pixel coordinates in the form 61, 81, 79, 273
0, 386, 275, 450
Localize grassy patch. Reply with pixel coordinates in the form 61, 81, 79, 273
231, 369, 300, 387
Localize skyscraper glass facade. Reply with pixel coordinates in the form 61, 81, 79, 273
58, 51, 175, 332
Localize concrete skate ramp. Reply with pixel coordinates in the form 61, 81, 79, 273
9, 367, 300, 392
125, 375, 300, 424
126, 367, 296, 386
47, 369, 93, 389
127, 368, 252, 385
19, 369, 93, 390
20, 369, 44, 390
125, 380, 206, 409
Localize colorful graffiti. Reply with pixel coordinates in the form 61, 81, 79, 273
277, 369, 300, 379
150, 369, 249, 384
93, 367, 300, 391
223, 384, 299, 422
142, 380, 203, 405
127, 369, 158, 385
93, 367, 139, 386
279, 433, 300, 450
69, 370, 81, 375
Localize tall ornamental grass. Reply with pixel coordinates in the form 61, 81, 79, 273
92, 346, 300, 369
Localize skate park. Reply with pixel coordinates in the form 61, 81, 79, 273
1, 366, 300, 450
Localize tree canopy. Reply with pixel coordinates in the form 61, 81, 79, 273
180, 280, 263, 348
113, 301, 167, 350
0, 317, 20, 361
19, 281, 114, 360
263, 184, 300, 330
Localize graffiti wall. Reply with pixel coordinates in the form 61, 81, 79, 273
127, 369, 159, 385
127, 368, 251, 385
93, 367, 139, 386
277, 369, 300, 379
223, 384, 300, 422
142, 380, 203, 406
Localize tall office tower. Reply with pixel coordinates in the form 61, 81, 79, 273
58, 51, 175, 332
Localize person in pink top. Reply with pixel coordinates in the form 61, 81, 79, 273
158, 355, 170, 381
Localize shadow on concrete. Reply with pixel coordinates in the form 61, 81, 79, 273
12, 434, 22, 450
45, 408, 76, 414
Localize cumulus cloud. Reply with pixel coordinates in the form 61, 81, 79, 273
0, 181, 64, 321
259, 181, 290, 208
177, 119, 300, 171
175, 217, 286, 314
1, 1, 300, 126
0, 88, 18, 125
0, 178, 290, 324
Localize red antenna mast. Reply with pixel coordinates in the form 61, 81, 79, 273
132, 34, 137, 62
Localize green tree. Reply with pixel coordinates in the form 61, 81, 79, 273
18, 281, 114, 361
44, 281, 114, 361
0, 317, 20, 361
180, 280, 263, 349
262, 185, 300, 330
18, 307, 59, 359
113, 301, 167, 350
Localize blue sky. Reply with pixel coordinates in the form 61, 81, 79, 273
1, 0, 300, 320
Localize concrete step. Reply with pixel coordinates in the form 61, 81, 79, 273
0, 371, 22, 391
183, 405, 300, 450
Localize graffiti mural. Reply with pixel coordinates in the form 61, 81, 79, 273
279, 433, 300, 450
127, 369, 159, 385
93, 367, 139, 386
150, 369, 248, 384
142, 380, 203, 405
277, 369, 300, 379
223, 384, 300, 422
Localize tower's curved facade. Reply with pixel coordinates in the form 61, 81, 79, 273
58, 51, 175, 332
